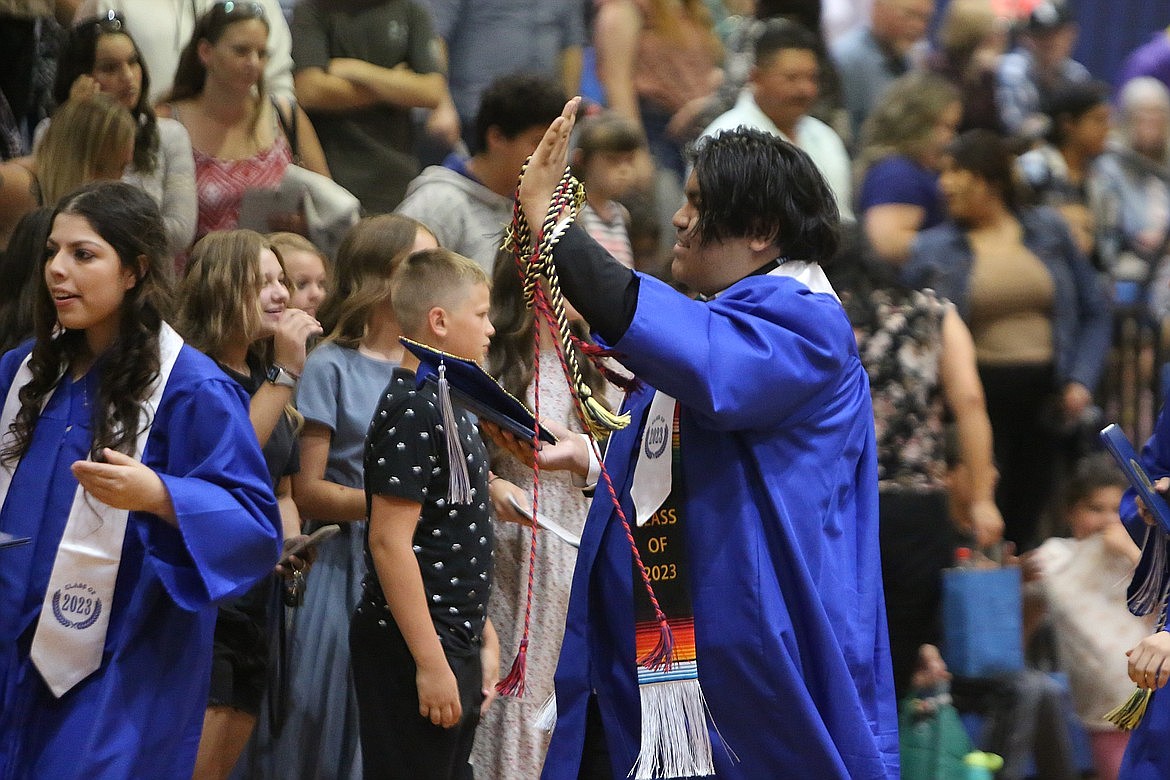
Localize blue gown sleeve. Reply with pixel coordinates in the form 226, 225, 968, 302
138, 367, 282, 610
612, 272, 857, 432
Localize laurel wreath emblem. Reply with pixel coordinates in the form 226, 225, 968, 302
51, 589, 102, 630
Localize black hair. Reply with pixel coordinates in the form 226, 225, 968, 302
1042, 80, 1110, 147
2, 182, 174, 465
945, 129, 1021, 211
688, 127, 840, 261
755, 0, 823, 34
0, 208, 54, 354
55, 15, 159, 174
472, 73, 567, 156
1062, 452, 1126, 515
753, 17, 821, 65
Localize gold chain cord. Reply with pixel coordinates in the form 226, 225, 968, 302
503, 161, 630, 438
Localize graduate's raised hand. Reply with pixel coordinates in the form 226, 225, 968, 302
1127, 630, 1170, 690
416, 656, 462, 728
71, 448, 176, 525
517, 96, 581, 228
1136, 477, 1170, 527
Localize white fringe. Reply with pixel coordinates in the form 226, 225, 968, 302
534, 691, 558, 733
438, 362, 472, 504
629, 680, 716, 779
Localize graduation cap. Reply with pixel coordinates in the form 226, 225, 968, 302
401, 338, 558, 447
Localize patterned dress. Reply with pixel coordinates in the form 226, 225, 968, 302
471, 349, 619, 778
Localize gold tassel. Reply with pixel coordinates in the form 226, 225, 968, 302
582, 393, 630, 437
1104, 687, 1153, 731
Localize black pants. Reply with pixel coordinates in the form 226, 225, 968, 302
978, 363, 1057, 551
878, 490, 955, 700
577, 695, 614, 780
350, 608, 482, 780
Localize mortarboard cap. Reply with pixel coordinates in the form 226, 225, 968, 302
402, 337, 558, 446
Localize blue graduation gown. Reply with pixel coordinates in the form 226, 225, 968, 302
542, 273, 900, 779
1119, 403, 1170, 779
0, 342, 282, 779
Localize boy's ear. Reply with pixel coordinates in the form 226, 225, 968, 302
427, 305, 448, 340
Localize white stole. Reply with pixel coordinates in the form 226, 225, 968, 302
0, 324, 183, 697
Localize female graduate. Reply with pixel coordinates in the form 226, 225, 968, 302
0, 181, 282, 779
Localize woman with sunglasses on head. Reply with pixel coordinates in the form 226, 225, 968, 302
158, 1, 330, 250
0, 181, 281, 779
72, 0, 295, 104
47, 12, 198, 255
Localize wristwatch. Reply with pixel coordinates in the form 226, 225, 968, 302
266, 364, 298, 388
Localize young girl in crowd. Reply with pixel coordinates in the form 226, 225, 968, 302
1025, 454, 1148, 780
0, 181, 280, 777
260, 214, 437, 779
159, 1, 329, 245
571, 112, 644, 270
175, 229, 321, 780
269, 231, 328, 319
473, 248, 622, 778
54, 11, 198, 254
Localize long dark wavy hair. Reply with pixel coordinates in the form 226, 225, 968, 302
1, 181, 174, 465
486, 247, 612, 412
55, 15, 159, 174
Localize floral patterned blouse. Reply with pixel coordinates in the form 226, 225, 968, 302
849, 285, 951, 492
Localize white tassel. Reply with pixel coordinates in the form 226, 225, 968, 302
438, 362, 472, 504
534, 691, 558, 733
629, 680, 718, 779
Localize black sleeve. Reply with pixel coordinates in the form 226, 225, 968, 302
550, 223, 641, 344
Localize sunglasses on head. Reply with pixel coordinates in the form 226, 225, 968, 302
75, 10, 124, 36
212, 1, 266, 19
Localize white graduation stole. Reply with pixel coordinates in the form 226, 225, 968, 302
0, 324, 183, 697
630, 390, 677, 527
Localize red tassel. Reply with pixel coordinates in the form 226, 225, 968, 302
496, 639, 529, 697
638, 616, 676, 672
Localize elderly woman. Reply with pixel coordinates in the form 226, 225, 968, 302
904, 129, 1112, 551
1095, 78, 1170, 310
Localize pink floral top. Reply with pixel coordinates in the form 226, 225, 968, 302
192, 134, 292, 240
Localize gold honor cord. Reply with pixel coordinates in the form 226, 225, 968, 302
503, 160, 630, 439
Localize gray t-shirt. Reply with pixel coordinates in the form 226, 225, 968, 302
295, 341, 398, 489
291, 0, 439, 214
423, 0, 585, 129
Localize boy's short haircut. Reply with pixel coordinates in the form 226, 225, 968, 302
392, 248, 489, 338
573, 112, 646, 172
472, 73, 567, 155
1063, 452, 1127, 513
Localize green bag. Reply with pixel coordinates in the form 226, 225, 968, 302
899, 690, 974, 780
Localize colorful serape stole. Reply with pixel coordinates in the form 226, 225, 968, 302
630, 401, 724, 778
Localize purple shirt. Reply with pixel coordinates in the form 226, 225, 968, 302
1117, 32, 1170, 93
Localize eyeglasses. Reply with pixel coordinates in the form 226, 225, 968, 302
75, 10, 124, 36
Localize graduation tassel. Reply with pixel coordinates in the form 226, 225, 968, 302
1104, 687, 1153, 731
496, 637, 529, 697
1106, 556, 1170, 731
438, 362, 472, 504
